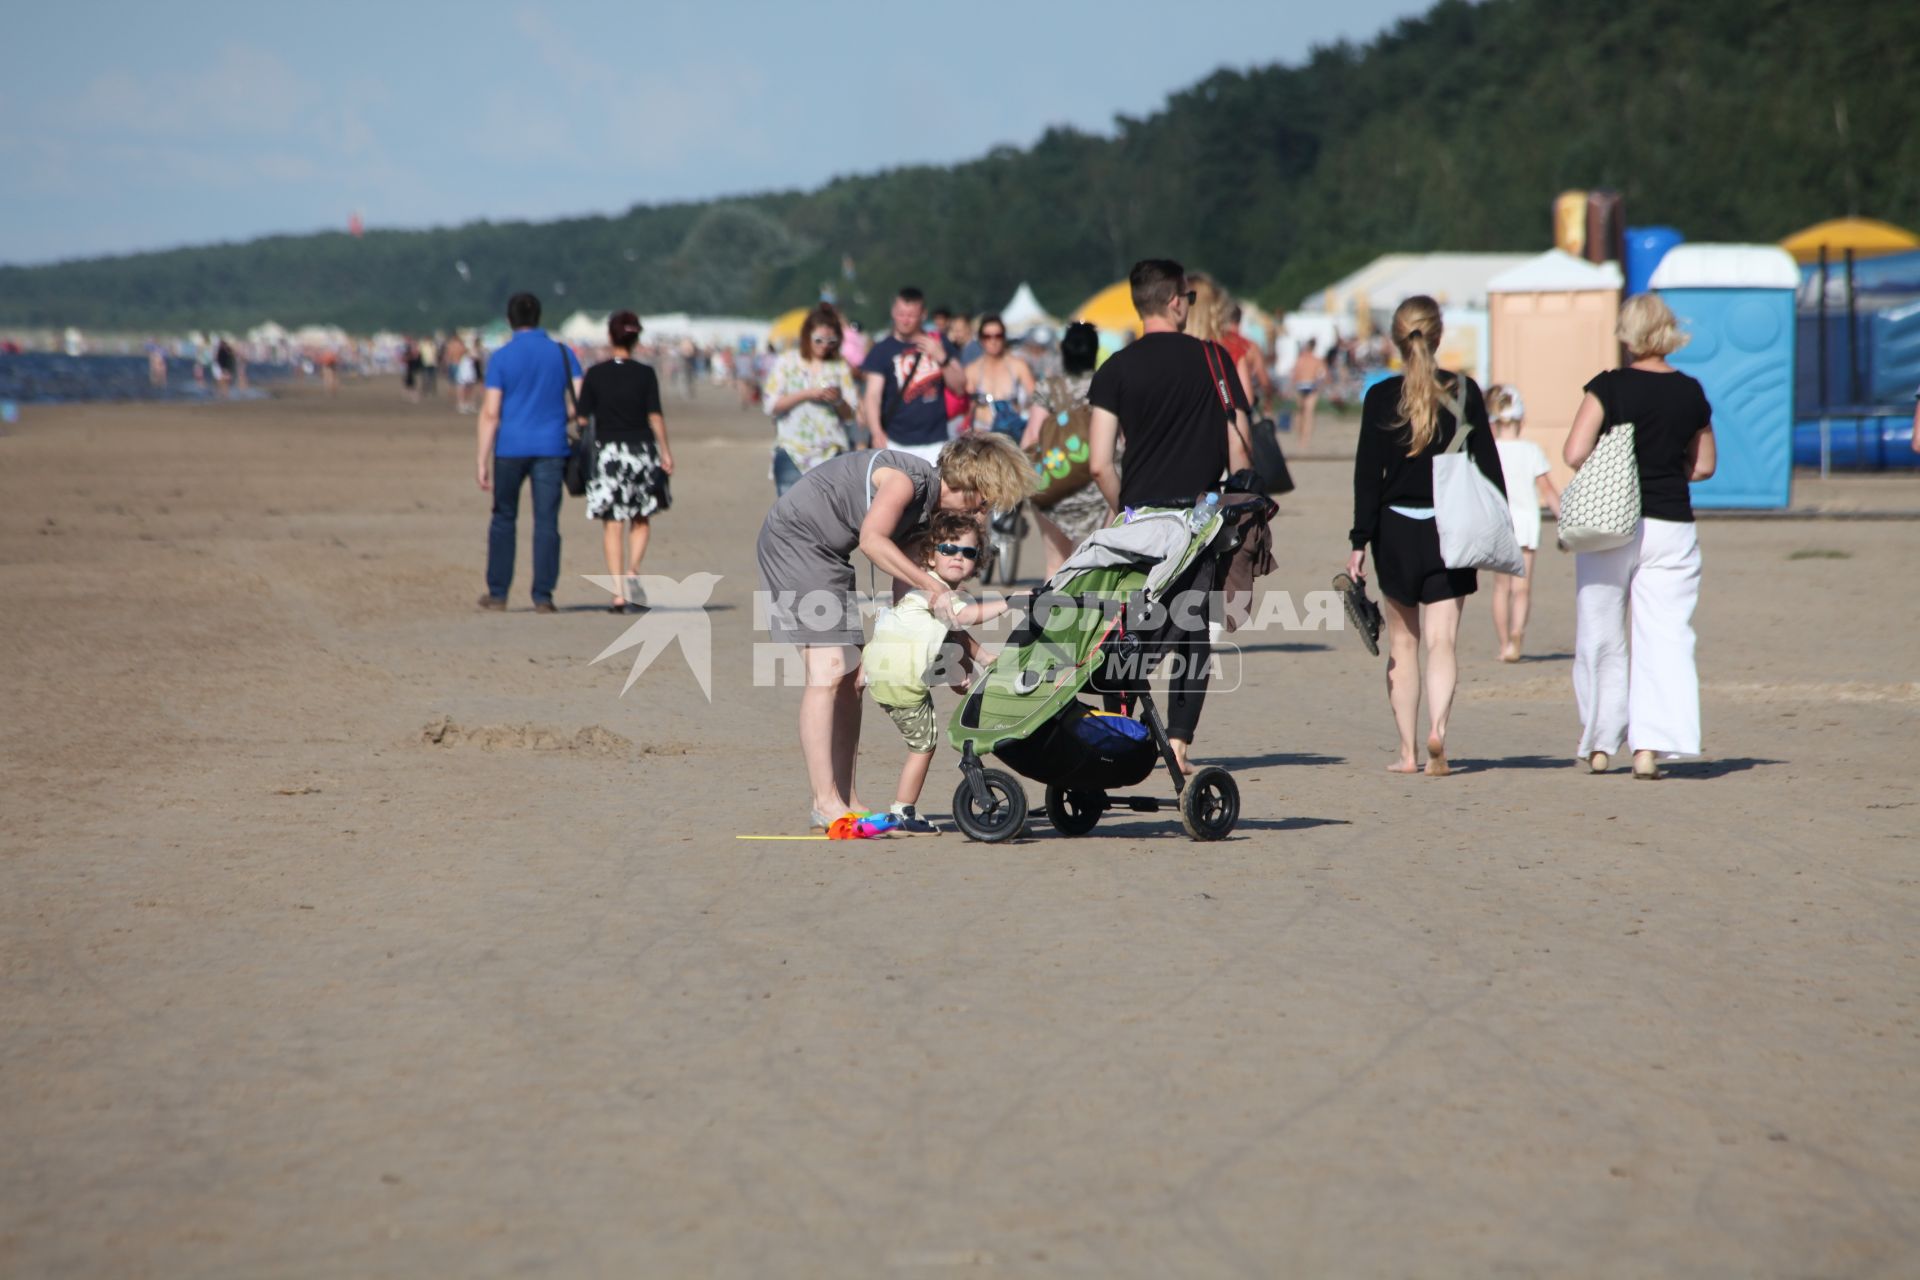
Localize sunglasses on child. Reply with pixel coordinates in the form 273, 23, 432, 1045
936, 543, 980, 561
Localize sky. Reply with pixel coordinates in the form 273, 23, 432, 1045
0, 0, 1434, 267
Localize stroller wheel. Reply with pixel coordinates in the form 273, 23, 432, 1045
952, 768, 1029, 843
1044, 785, 1103, 837
1179, 767, 1239, 842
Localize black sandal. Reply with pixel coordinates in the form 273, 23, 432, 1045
1333, 573, 1383, 656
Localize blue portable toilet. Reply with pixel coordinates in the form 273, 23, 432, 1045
1650, 245, 1800, 509
1624, 226, 1684, 297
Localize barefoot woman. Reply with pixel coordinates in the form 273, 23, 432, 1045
1346, 296, 1507, 776
757, 433, 1032, 829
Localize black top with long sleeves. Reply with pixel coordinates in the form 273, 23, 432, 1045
1349, 374, 1507, 550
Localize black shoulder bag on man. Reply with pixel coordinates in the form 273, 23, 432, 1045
1203, 341, 1293, 496
561, 346, 592, 497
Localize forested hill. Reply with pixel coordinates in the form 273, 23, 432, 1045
6, 0, 1915, 334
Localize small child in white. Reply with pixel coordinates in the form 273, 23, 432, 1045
863, 513, 1017, 834
1487, 385, 1562, 662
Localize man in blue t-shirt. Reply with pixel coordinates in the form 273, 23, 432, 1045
858, 286, 966, 464
475, 291, 583, 612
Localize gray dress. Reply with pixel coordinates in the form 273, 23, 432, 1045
756, 449, 943, 647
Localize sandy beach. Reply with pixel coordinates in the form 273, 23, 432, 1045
2, 380, 1917, 1277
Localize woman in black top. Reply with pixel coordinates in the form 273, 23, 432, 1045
1347, 296, 1507, 776
576, 310, 674, 613
1564, 293, 1716, 779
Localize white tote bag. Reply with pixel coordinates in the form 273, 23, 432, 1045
1433, 385, 1527, 576
1558, 421, 1640, 552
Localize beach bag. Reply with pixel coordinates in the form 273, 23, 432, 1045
1202, 342, 1292, 496
1432, 383, 1526, 576
1027, 376, 1095, 509
1558, 396, 1640, 552
562, 346, 592, 497
1244, 416, 1295, 495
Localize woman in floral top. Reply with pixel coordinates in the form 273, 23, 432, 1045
764, 305, 859, 495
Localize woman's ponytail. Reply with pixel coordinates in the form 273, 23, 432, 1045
1391, 295, 1449, 455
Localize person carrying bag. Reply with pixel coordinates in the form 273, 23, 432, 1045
1343, 295, 1508, 777
1433, 382, 1526, 576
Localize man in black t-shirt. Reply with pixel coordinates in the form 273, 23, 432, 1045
1087, 260, 1252, 510
1085, 259, 1253, 773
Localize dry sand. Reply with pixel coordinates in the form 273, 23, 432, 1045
2, 380, 1917, 1277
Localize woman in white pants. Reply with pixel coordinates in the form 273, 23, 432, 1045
1563, 294, 1717, 779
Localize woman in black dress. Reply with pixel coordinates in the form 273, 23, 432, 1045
576, 311, 673, 613
1347, 295, 1507, 776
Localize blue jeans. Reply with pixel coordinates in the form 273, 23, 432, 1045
487, 455, 564, 604
772, 446, 803, 497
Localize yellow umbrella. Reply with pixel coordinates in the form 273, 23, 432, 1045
1071, 281, 1141, 339
1780, 218, 1920, 265
768, 306, 811, 347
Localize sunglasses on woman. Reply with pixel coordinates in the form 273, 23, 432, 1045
810, 332, 838, 346
981, 331, 1006, 342
935, 543, 980, 561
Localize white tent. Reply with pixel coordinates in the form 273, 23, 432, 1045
1366, 253, 1534, 314
1301, 254, 1421, 314
640, 313, 773, 349
246, 320, 290, 345
998, 282, 1059, 337
1304, 252, 1534, 332
291, 324, 350, 348
557, 310, 610, 345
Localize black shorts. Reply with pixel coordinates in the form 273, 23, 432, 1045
1373, 508, 1478, 607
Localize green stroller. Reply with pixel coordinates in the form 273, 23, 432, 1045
947, 495, 1275, 843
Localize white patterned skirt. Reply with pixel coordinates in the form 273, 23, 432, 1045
586, 439, 670, 521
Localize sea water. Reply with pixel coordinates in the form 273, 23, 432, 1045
0, 353, 291, 405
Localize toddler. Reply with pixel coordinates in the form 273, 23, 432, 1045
863, 513, 1017, 834
1487, 385, 1562, 662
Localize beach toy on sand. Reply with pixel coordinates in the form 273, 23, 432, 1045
827, 812, 900, 840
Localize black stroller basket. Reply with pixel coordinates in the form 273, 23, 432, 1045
992, 701, 1159, 792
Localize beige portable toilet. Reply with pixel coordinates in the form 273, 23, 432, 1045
1487, 250, 1623, 488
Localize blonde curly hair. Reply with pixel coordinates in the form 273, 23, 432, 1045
937, 431, 1033, 513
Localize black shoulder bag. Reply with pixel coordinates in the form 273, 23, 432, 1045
1205, 341, 1293, 496
561, 348, 592, 497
